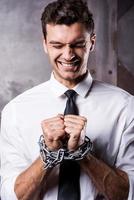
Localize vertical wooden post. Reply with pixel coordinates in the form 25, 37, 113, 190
88, 0, 117, 85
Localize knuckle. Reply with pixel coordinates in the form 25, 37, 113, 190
81, 117, 87, 123
82, 120, 86, 126
77, 124, 83, 130
80, 120, 85, 126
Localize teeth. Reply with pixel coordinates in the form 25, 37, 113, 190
58, 60, 79, 67
62, 63, 73, 67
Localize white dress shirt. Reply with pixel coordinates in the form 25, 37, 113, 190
0, 72, 134, 200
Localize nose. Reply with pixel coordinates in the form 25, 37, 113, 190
63, 45, 75, 61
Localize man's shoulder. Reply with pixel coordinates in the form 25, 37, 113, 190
13, 80, 50, 101
2, 80, 50, 113
92, 80, 133, 102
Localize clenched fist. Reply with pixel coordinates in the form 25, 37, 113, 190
41, 114, 87, 151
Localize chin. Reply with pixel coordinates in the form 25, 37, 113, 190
61, 72, 78, 80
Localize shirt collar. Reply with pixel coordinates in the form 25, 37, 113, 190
49, 71, 93, 98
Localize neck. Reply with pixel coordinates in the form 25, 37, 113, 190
54, 71, 88, 89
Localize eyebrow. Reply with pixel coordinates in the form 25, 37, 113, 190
49, 38, 86, 45
49, 41, 63, 44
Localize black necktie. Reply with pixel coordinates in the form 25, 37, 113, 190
58, 90, 80, 200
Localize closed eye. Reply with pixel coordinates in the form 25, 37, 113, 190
71, 41, 86, 48
49, 40, 86, 49
52, 45, 64, 49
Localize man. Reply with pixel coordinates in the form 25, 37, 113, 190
0, 0, 134, 199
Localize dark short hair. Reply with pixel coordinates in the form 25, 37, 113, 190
41, 0, 94, 39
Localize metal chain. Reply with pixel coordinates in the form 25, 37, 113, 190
39, 135, 93, 169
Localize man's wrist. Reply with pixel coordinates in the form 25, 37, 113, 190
39, 135, 64, 169
39, 135, 93, 170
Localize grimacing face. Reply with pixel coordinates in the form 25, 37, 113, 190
43, 22, 95, 88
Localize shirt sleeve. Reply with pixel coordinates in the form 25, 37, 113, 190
115, 95, 134, 200
0, 102, 30, 200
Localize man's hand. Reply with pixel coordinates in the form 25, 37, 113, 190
41, 114, 65, 150
41, 114, 87, 151
64, 115, 87, 150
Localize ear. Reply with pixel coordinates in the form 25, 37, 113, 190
43, 39, 48, 54
90, 33, 96, 51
